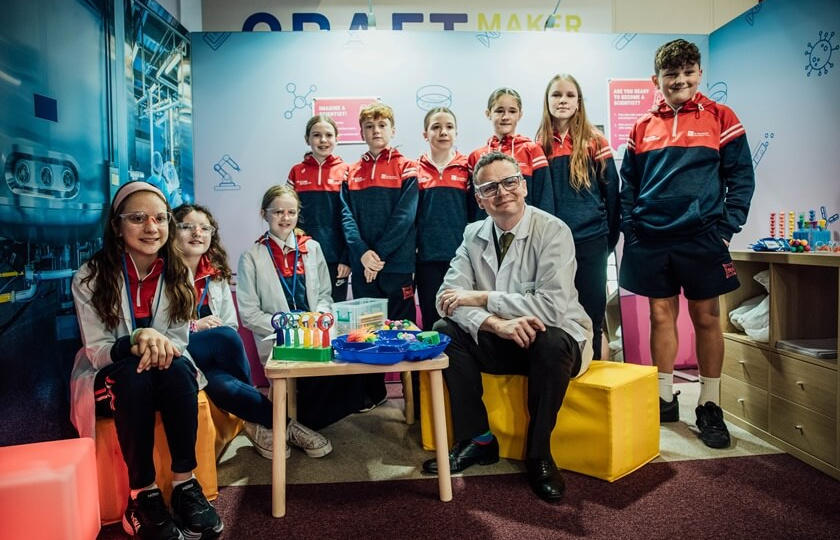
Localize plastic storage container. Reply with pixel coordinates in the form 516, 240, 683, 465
332, 298, 388, 336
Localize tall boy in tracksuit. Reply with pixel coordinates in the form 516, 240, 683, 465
340, 102, 419, 410
619, 39, 755, 449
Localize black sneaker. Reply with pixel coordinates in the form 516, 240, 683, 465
122, 488, 184, 540
170, 479, 223, 540
695, 401, 731, 449
659, 390, 680, 423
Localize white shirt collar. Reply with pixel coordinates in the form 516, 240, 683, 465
268, 230, 296, 251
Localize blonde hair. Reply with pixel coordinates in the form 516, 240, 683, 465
535, 73, 607, 191
260, 184, 306, 235
358, 103, 395, 127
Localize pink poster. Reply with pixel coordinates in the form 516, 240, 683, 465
312, 97, 379, 144
608, 79, 661, 153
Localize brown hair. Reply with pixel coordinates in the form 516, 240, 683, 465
82, 185, 195, 330
358, 102, 395, 127
423, 107, 457, 130
305, 115, 338, 139
654, 39, 701, 73
535, 73, 607, 191
486, 87, 522, 112
173, 203, 233, 283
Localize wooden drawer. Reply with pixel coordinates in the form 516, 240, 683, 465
769, 355, 836, 418
722, 339, 770, 390
770, 396, 836, 466
721, 374, 768, 431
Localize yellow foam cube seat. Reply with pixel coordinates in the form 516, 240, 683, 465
420, 360, 660, 481
0, 438, 100, 540
95, 390, 243, 523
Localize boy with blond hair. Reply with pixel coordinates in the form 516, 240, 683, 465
340, 102, 419, 410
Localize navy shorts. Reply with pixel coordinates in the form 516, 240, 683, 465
619, 229, 740, 300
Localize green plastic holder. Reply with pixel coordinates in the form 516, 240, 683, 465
272, 345, 333, 362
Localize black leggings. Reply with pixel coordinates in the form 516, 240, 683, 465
95, 355, 198, 489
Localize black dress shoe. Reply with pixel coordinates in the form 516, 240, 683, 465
526, 458, 565, 501
422, 437, 499, 474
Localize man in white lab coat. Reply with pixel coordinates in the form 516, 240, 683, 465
421, 151, 593, 501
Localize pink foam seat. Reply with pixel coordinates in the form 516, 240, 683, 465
0, 438, 100, 540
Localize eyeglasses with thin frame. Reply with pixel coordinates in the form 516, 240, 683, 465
176, 222, 216, 236
265, 208, 298, 218
474, 174, 523, 199
119, 211, 172, 226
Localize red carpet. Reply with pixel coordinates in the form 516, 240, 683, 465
98, 453, 839, 539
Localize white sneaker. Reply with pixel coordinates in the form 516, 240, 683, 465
287, 419, 332, 458
243, 422, 290, 459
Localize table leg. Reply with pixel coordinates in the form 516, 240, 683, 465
271, 378, 288, 517
401, 371, 414, 425
428, 369, 452, 502
287, 378, 298, 420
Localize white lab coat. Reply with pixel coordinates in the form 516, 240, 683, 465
437, 205, 594, 375
236, 234, 333, 363
203, 277, 238, 329
70, 263, 205, 439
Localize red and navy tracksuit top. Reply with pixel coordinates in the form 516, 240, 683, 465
546, 132, 621, 251
287, 153, 350, 265
467, 133, 554, 220
620, 92, 754, 242
340, 147, 418, 274
415, 152, 471, 263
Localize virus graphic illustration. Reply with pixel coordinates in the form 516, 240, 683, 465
805, 31, 838, 77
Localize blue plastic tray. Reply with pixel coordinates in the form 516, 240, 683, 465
332, 331, 450, 364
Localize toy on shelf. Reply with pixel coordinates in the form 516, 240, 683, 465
271, 311, 333, 362
346, 328, 377, 343
757, 210, 835, 253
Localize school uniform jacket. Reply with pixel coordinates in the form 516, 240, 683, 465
236, 234, 332, 361
467, 134, 554, 218
70, 263, 205, 439
340, 147, 418, 274
438, 205, 593, 375
547, 132, 621, 251
416, 152, 471, 263
287, 153, 350, 264
620, 91, 755, 242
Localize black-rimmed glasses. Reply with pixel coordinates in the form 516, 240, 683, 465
474, 175, 523, 199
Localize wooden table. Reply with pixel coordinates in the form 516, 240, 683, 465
264, 354, 453, 517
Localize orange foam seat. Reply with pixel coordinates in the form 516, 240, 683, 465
95, 390, 242, 523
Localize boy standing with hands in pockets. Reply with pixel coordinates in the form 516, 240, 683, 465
619, 39, 755, 449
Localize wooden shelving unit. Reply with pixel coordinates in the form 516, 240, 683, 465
720, 251, 839, 479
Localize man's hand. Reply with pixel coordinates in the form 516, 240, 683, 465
131, 328, 181, 372
364, 267, 378, 283
361, 250, 384, 271
438, 289, 489, 317
492, 316, 546, 348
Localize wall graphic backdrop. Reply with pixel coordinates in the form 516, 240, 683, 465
0, 0, 838, 446
0, 0, 193, 445
191, 31, 710, 266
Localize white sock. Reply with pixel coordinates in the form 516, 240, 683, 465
698, 376, 720, 406
171, 474, 195, 489
658, 373, 674, 402
130, 483, 158, 500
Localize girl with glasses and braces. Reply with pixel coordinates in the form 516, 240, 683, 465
70, 181, 223, 539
